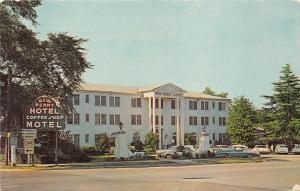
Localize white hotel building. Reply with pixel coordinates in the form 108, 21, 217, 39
66, 83, 230, 149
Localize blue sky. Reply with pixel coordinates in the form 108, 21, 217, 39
34, 0, 300, 107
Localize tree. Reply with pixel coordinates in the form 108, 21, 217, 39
95, 134, 111, 153
144, 132, 159, 151
0, 1, 91, 165
262, 64, 300, 150
228, 96, 257, 145
202, 87, 228, 98
0, 1, 92, 132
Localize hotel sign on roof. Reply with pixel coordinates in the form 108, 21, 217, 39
24, 96, 65, 129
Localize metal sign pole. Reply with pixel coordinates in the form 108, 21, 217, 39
55, 127, 58, 166
27, 154, 30, 166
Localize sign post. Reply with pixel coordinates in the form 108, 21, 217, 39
24, 96, 65, 166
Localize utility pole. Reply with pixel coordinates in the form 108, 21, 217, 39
5, 66, 12, 166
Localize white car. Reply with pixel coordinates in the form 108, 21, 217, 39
292, 144, 300, 154
252, 145, 270, 154
274, 144, 289, 154
230, 145, 250, 151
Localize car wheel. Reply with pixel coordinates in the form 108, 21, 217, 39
165, 154, 172, 159
223, 154, 229, 158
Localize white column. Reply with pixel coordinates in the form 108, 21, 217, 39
158, 96, 162, 149
148, 97, 152, 131
152, 95, 156, 133
176, 96, 181, 146
180, 97, 184, 145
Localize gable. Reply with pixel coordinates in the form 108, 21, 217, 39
155, 83, 186, 94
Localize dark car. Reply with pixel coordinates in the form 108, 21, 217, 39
215, 149, 260, 158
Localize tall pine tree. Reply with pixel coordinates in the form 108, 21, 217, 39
263, 64, 300, 150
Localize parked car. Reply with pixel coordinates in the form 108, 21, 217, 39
230, 145, 250, 151
156, 145, 200, 159
215, 149, 260, 158
156, 146, 177, 158
209, 145, 229, 154
291, 144, 300, 154
274, 144, 289, 154
252, 145, 270, 154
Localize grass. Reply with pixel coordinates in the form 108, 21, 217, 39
89, 154, 115, 162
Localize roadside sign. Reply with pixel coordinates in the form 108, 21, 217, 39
22, 129, 37, 139
24, 148, 34, 155
24, 138, 35, 148
24, 96, 65, 130
59, 131, 70, 140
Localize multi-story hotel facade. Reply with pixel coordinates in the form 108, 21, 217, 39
66, 83, 230, 149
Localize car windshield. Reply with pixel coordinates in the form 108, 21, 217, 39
278, 145, 287, 148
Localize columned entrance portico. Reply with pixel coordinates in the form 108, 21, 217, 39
141, 83, 186, 149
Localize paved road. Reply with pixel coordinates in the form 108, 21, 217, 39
1, 155, 300, 191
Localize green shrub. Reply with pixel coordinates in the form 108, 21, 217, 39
95, 133, 111, 153
81, 146, 98, 155
145, 132, 159, 151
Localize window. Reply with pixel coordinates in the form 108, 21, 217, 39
109, 114, 120, 125
67, 95, 73, 106
74, 134, 80, 147
161, 116, 164, 125
155, 99, 159, 108
213, 133, 215, 140
115, 97, 120, 107
201, 117, 209, 125
74, 94, 80, 105
213, 117, 215, 124
85, 94, 89, 103
95, 96, 100, 106
205, 102, 209, 110
171, 116, 176, 125
201, 101, 209, 110
171, 100, 176, 109
189, 101, 197, 110
67, 113, 73, 124
155, 115, 159, 125
189, 116, 197, 125
101, 96, 106, 106
219, 133, 227, 144
131, 115, 136, 125
109, 115, 114, 125
85, 134, 89, 143
223, 117, 226, 126
131, 115, 142, 125
212, 102, 215, 109
85, 113, 89, 122
219, 117, 227, 126
101, 114, 106, 125
95, 114, 101, 125
137, 115, 141, 125
205, 117, 209, 125
131, 98, 142, 108
161, 99, 164, 109
109, 96, 120, 107
74, 113, 80, 124
115, 115, 120, 125
218, 102, 226, 111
